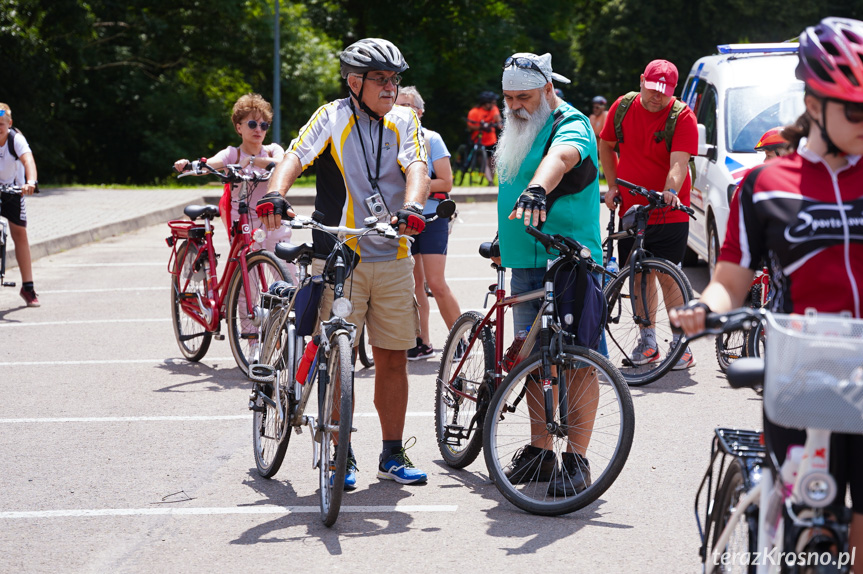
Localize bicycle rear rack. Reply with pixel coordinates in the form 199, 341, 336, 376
695, 428, 766, 565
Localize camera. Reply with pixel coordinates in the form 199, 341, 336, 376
365, 193, 388, 221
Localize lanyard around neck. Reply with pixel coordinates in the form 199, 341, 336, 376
350, 101, 385, 193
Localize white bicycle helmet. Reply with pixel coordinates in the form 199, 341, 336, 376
340, 38, 409, 78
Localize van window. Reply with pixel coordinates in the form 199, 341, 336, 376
698, 85, 718, 147
725, 82, 805, 152
683, 75, 707, 115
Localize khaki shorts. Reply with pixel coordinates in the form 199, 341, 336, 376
312, 257, 419, 351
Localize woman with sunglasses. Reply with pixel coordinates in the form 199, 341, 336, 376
174, 93, 289, 253
671, 17, 863, 558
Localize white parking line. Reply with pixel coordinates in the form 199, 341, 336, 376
48, 262, 164, 267
0, 505, 458, 519
0, 412, 434, 423
38, 287, 165, 294
0, 318, 168, 328
0, 357, 232, 367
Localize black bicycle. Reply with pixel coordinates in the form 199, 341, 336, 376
602, 178, 696, 386
453, 124, 494, 186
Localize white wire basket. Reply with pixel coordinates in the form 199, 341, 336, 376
764, 310, 863, 434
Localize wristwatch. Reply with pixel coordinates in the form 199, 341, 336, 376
403, 201, 424, 212
26, 179, 37, 185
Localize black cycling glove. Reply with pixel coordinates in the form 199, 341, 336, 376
255, 192, 292, 219
514, 184, 547, 214
395, 204, 426, 234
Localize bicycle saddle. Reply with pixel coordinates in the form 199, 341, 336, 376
275, 241, 315, 264
183, 205, 220, 221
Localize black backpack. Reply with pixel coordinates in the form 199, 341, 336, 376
7, 128, 21, 161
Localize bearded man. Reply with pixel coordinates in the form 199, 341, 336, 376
492, 52, 604, 496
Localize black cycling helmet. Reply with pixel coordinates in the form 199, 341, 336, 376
340, 38, 409, 79
478, 91, 498, 104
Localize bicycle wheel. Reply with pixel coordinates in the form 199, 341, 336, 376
479, 148, 493, 185
746, 320, 765, 359
483, 345, 634, 516
604, 257, 694, 385
358, 325, 374, 369
251, 370, 293, 478
435, 311, 494, 468
225, 250, 289, 374
318, 332, 354, 527
171, 240, 212, 362
706, 459, 757, 573
715, 330, 747, 373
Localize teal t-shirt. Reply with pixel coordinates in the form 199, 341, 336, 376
498, 102, 602, 269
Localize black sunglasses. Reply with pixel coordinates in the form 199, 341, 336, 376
246, 120, 270, 131
827, 98, 863, 124
503, 56, 549, 83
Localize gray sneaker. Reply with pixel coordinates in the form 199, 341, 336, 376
629, 339, 660, 365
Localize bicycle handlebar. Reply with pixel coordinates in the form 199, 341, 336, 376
175, 159, 273, 185
526, 225, 604, 272
290, 215, 402, 241
686, 307, 766, 341
616, 178, 696, 217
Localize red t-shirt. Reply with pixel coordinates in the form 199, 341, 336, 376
467, 106, 501, 146
600, 95, 698, 224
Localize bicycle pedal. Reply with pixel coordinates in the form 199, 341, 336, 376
443, 424, 469, 444
248, 364, 275, 383
213, 333, 225, 341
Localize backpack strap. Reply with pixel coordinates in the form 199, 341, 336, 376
655, 99, 687, 153
613, 92, 639, 145
8, 128, 18, 161
542, 108, 571, 156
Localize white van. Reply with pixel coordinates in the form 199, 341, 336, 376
681, 44, 805, 273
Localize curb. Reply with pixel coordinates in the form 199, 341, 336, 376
7, 196, 206, 270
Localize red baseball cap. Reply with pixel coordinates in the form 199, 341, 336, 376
643, 59, 678, 97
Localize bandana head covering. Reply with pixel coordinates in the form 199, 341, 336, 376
502, 52, 571, 91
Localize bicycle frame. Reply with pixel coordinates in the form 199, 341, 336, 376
168, 177, 268, 333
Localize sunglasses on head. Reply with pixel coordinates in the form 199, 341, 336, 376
503, 56, 549, 83
0, 110, 5, 117
827, 98, 863, 124
245, 120, 270, 131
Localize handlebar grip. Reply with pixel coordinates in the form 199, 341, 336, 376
616, 178, 638, 191
726, 358, 765, 389
478, 241, 500, 259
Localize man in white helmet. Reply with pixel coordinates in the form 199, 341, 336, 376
256, 38, 431, 489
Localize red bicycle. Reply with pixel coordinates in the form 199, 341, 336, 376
166, 160, 290, 373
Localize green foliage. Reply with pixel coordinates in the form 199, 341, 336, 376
2, 0, 862, 184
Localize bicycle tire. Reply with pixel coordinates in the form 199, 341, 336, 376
252, 316, 300, 478
603, 257, 694, 386
358, 325, 374, 368
171, 240, 212, 362
706, 459, 757, 574
483, 345, 634, 516
746, 320, 765, 359
435, 311, 494, 469
319, 332, 354, 527
715, 330, 747, 373
225, 250, 289, 374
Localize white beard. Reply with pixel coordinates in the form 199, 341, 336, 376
494, 95, 552, 183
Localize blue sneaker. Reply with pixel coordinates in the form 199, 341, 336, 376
330, 445, 358, 491
377, 437, 428, 485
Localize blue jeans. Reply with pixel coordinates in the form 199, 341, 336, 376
510, 267, 608, 357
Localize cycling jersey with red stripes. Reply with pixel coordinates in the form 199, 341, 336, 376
719, 143, 863, 318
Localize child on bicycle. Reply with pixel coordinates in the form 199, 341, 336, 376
672, 17, 863, 559
0, 102, 40, 307
174, 93, 293, 258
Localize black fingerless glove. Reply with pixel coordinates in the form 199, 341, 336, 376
396, 205, 426, 234
514, 184, 547, 213
255, 192, 292, 219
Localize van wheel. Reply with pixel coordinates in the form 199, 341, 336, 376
708, 220, 720, 277
682, 246, 699, 267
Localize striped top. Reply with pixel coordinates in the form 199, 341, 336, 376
288, 97, 427, 262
